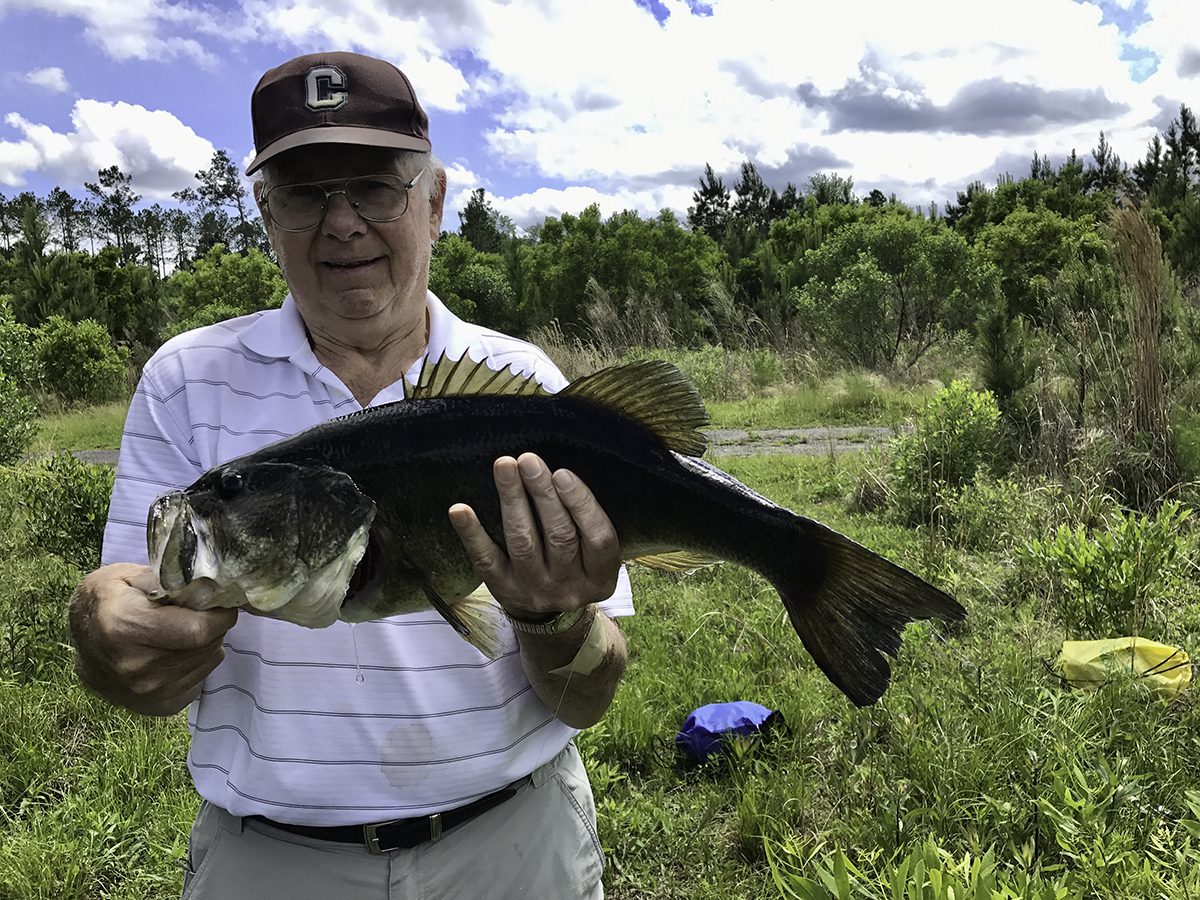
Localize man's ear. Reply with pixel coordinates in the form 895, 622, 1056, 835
253, 180, 268, 219
428, 168, 447, 241
253, 180, 281, 256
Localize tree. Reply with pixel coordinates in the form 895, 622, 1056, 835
46, 187, 82, 253
517, 205, 722, 341
175, 150, 264, 254
807, 172, 856, 206
0, 193, 18, 253
85, 166, 140, 261
1133, 135, 1164, 200
457, 189, 506, 254
687, 163, 731, 242
976, 205, 1109, 325
135, 205, 170, 278
866, 189, 887, 208
731, 161, 774, 237
162, 244, 287, 339
165, 207, 195, 269
430, 233, 515, 329
794, 210, 992, 367
1085, 131, 1128, 195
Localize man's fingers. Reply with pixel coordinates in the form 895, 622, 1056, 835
117, 564, 162, 596
493, 456, 543, 568
449, 503, 509, 581
517, 453, 580, 573
118, 642, 226, 698
143, 604, 238, 651
552, 467, 621, 585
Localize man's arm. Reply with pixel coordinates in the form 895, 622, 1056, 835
449, 453, 629, 729
512, 606, 627, 729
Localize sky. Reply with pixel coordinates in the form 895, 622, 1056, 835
0, 0, 1196, 232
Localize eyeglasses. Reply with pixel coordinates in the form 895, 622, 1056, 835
264, 170, 426, 232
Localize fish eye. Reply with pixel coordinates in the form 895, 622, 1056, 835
217, 471, 244, 500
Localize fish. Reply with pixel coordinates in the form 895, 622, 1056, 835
147, 355, 965, 707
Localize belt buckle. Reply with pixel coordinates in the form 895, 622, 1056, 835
363, 818, 400, 855
362, 814, 443, 854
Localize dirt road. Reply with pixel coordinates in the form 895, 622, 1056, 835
72, 425, 899, 467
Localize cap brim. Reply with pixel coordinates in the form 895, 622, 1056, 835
245, 126, 432, 175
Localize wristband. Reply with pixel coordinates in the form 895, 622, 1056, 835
548, 609, 609, 678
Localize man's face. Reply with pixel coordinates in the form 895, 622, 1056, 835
258, 144, 445, 343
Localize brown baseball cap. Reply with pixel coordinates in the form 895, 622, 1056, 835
245, 51, 431, 175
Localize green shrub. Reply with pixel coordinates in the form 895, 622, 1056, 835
1017, 501, 1191, 637
4, 454, 115, 571
159, 302, 247, 341
0, 371, 36, 465
941, 475, 1046, 551
33, 317, 129, 407
0, 316, 37, 392
891, 380, 1003, 525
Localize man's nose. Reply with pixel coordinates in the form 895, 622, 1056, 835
320, 191, 368, 239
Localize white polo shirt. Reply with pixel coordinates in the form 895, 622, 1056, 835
101, 291, 634, 826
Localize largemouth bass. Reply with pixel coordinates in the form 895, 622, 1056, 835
147, 356, 964, 706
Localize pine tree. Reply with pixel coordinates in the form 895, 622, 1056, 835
458, 188, 504, 254
46, 187, 82, 253
687, 163, 730, 242
1085, 131, 1126, 194
731, 161, 773, 236
85, 166, 140, 261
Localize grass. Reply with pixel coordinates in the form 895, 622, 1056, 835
706, 374, 934, 430
6, 372, 1200, 898
3, 449, 1200, 899
28, 401, 127, 454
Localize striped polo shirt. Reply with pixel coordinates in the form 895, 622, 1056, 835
101, 291, 634, 826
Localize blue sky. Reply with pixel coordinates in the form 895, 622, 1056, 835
0, 0, 1196, 230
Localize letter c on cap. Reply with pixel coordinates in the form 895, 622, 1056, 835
306, 66, 347, 111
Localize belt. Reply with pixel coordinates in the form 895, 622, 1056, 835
249, 776, 530, 854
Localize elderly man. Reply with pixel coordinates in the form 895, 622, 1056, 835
69, 51, 630, 899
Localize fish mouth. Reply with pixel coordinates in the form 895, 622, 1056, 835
343, 529, 383, 607
148, 492, 194, 591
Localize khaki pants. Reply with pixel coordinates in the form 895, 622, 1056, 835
181, 743, 604, 900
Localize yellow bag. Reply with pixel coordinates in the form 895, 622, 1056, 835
1056, 637, 1191, 699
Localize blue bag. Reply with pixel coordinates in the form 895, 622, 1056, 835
674, 701, 783, 765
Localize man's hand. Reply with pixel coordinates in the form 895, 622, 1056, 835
447, 453, 628, 728
69, 563, 238, 717
447, 452, 621, 622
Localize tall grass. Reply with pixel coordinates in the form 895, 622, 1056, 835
28, 401, 128, 454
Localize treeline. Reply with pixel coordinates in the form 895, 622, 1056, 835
1, 106, 1198, 379
439, 107, 1200, 363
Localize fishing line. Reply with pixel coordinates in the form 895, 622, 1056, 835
349, 622, 365, 683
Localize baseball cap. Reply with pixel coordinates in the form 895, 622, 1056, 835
245, 51, 432, 176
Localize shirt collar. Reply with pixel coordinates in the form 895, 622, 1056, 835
237, 291, 473, 395
238, 295, 312, 362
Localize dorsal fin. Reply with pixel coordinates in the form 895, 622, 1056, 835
561, 360, 709, 456
409, 352, 552, 400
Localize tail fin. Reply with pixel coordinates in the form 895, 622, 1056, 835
773, 520, 965, 707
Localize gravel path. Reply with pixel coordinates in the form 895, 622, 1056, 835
65, 425, 900, 467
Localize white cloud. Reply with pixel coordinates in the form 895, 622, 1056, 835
24, 66, 69, 92
0, 99, 215, 197
465, 0, 1158, 207
242, 0, 473, 110
1, 0, 217, 62
441, 159, 484, 225
491, 184, 695, 233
